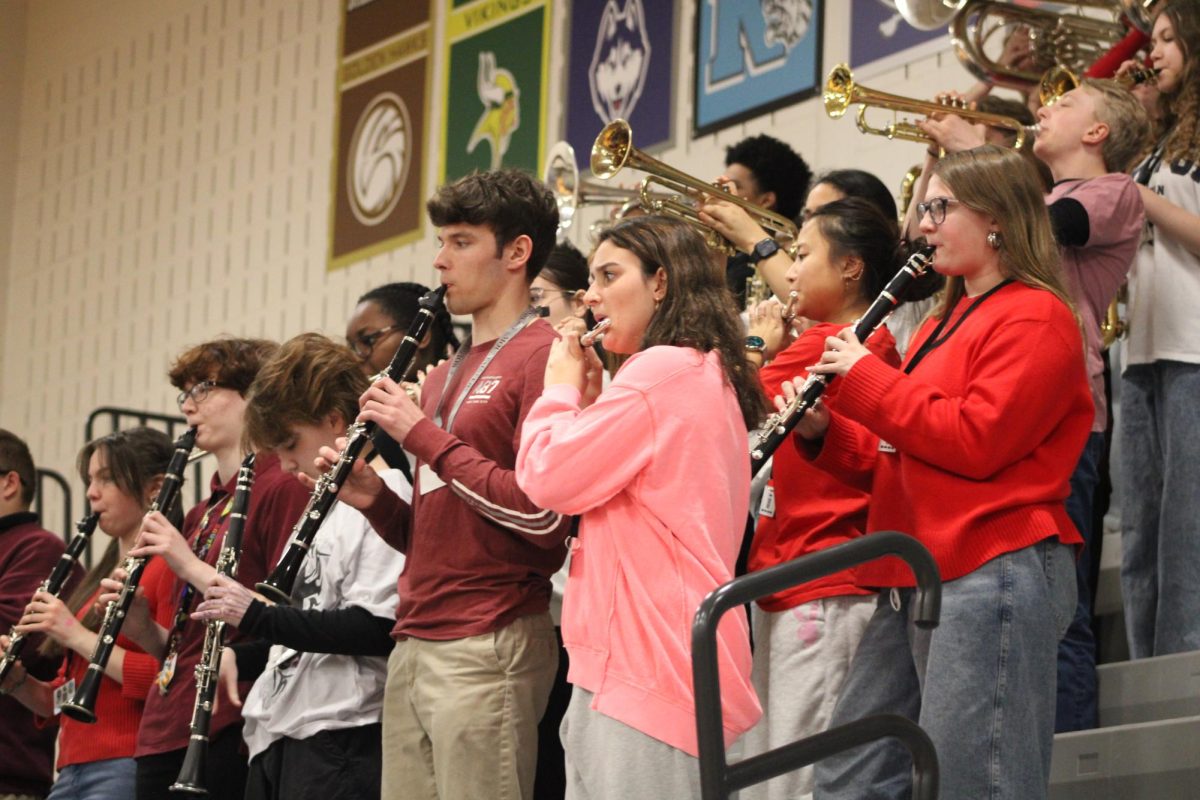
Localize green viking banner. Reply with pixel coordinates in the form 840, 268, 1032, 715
440, 0, 551, 183
329, 0, 432, 271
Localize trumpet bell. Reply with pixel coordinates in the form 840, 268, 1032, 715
590, 119, 634, 180
544, 141, 580, 239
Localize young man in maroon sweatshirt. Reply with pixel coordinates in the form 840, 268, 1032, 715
0, 429, 78, 800
321, 169, 571, 800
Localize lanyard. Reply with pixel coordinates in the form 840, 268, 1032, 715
432, 307, 538, 433
904, 279, 1013, 375
1134, 136, 1167, 187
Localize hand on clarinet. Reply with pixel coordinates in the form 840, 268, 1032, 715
304, 438, 385, 511
809, 328, 870, 378
776, 379, 831, 440
0, 637, 28, 695
130, 512, 200, 575
97, 568, 162, 656
192, 575, 265, 628
358, 377, 426, 444
14, 591, 85, 652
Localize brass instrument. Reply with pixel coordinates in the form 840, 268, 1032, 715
170, 453, 255, 795
544, 141, 654, 241
1102, 284, 1129, 350
894, 0, 960, 31
590, 119, 799, 258
745, 273, 772, 312
951, 0, 1129, 92
899, 164, 923, 220
823, 63, 1035, 150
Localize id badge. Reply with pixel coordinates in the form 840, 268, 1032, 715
155, 652, 177, 695
878, 439, 896, 454
53, 678, 75, 716
758, 485, 776, 519
418, 464, 447, 495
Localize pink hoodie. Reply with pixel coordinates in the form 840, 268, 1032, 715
517, 345, 760, 756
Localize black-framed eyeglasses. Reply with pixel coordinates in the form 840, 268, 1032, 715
176, 380, 227, 410
530, 287, 576, 305
915, 196, 958, 226
348, 325, 402, 359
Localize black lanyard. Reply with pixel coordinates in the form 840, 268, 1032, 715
904, 279, 1013, 374
432, 307, 538, 433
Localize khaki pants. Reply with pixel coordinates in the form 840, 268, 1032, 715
381, 613, 558, 800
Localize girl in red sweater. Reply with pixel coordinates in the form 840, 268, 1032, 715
741, 197, 906, 800
795, 146, 1092, 799
0, 428, 179, 800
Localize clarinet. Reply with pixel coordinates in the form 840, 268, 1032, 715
0, 511, 100, 686
61, 427, 198, 723
170, 453, 255, 796
256, 284, 447, 604
749, 245, 935, 477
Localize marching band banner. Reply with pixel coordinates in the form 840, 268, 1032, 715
693, 0, 824, 135
564, 0, 675, 162
328, 0, 433, 271
440, 0, 552, 182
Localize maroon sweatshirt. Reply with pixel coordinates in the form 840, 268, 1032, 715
362, 319, 571, 640
0, 512, 79, 796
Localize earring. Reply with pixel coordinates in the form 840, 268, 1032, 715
987, 231, 1001, 250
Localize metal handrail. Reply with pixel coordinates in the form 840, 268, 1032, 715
34, 468, 77, 562
85, 406, 207, 509
692, 531, 943, 800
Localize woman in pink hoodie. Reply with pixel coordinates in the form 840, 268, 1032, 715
516, 215, 766, 798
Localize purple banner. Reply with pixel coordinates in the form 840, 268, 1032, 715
850, 0, 944, 70
565, 0, 674, 165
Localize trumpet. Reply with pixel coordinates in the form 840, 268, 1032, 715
823, 64, 1035, 150
544, 141, 656, 241
590, 119, 799, 258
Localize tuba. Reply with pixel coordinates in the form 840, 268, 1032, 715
823, 63, 1035, 150
590, 119, 799, 257
951, 0, 1130, 92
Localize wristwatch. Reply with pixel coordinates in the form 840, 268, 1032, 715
744, 335, 768, 354
747, 237, 780, 264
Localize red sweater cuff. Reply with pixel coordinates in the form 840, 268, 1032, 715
121, 651, 160, 700
837, 354, 902, 424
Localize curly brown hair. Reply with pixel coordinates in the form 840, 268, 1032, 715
244, 333, 369, 451
168, 337, 279, 395
1149, 1, 1200, 163
595, 216, 768, 428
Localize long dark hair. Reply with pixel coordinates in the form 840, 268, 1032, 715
595, 216, 768, 428
39, 428, 178, 657
1151, 1, 1200, 163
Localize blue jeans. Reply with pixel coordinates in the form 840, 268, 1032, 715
46, 758, 136, 800
1056, 432, 1105, 732
813, 541, 1076, 800
1119, 362, 1200, 657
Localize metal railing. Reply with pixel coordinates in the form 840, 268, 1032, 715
34, 467, 75, 551
692, 531, 943, 800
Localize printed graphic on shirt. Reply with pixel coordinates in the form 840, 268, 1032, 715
466, 375, 503, 404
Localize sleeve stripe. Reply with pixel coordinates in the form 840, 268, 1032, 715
449, 479, 563, 536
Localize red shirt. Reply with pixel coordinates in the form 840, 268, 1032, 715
811, 283, 1091, 586
46, 586, 160, 768
751, 323, 899, 610
135, 454, 309, 758
362, 319, 571, 640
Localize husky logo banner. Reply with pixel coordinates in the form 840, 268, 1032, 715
693, 0, 824, 135
566, 0, 674, 160
441, 0, 551, 182
329, 0, 432, 271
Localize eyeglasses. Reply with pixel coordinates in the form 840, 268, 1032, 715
529, 287, 576, 305
176, 380, 226, 410
915, 196, 959, 226
348, 325, 401, 359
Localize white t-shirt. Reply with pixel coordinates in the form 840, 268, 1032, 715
242, 470, 409, 758
1125, 152, 1200, 367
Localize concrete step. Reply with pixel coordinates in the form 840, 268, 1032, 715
1098, 650, 1200, 727
1050, 715, 1200, 800
1094, 528, 1123, 618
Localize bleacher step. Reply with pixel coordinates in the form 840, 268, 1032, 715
1049, 714, 1200, 799
1098, 650, 1200, 727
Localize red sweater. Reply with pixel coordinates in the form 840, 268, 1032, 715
0, 513, 75, 796
362, 319, 571, 640
43, 587, 160, 768
751, 323, 899, 610
810, 283, 1091, 586
135, 454, 309, 758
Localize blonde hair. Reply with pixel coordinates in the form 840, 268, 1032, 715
931, 146, 1075, 319
1080, 79, 1152, 173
